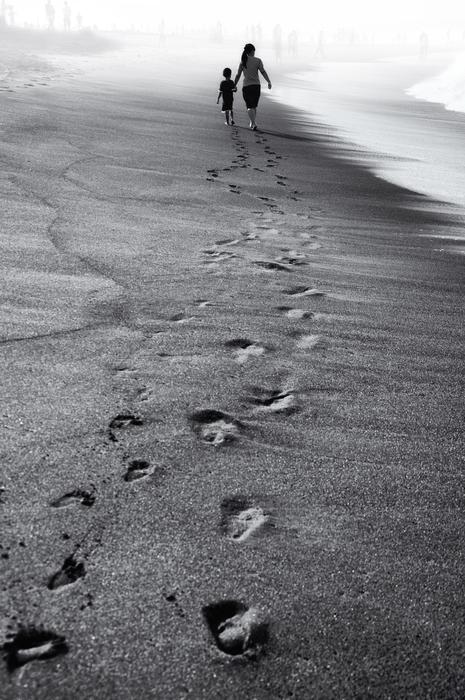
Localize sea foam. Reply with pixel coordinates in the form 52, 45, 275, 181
407, 53, 465, 113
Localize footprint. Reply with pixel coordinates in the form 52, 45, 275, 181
196, 300, 212, 308
48, 555, 86, 590
253, 261, 291, 272
109, 414, 142, 430
221, 496, 269, 542
241, 231, 259, 241
109, 414, 142, 441
215, 238, 240, 246
124, 459, 154, 482
202, 601, 268, 656
203, 249, 237, 262
295, 334, 321, 350
50, 490, 95, 509
277, 254, 307, 266
3, 629, 69, 671
225, 338, 265, 364
169, 312, 194, 323
277, 307, 313, 320
190, 409, 241, 446
249, 388, 298, 414
283, 286, 325, 298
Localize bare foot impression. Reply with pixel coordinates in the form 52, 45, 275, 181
123, 459, 154, 482
202, 601, 269, 657
48, 555, 86, 590
221, 496, 269, 542
249, 387, 298, 414
190, 409, 242, 446
3, 628, 69, 672
295, 334, 321, 350
277, 306, 313, 320
283, 286, 325, 298
108, 413, 143, 441
253, 261, 291, 272
225, 339, 265, 364
50, 489, 95, 509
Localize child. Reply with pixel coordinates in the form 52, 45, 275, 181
217, 67, 237, 126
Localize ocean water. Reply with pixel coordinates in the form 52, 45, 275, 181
408, 53, 465, 113
270, 56, 465, 224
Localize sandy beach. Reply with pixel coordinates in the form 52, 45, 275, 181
1, 32, 465, 698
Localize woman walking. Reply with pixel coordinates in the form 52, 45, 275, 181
234, 43, 272, 130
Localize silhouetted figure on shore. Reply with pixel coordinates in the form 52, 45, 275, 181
63, 1, 71, 31
76, 11, 82, 30
273, 24, 282, 62
314, 30, 326, 59
45, 1, 55, 30
7, 4, 14, 25
214, 21, 223, 44
158, 18, 165, 46
419, 31, 429, 59
288, 30, 298, 56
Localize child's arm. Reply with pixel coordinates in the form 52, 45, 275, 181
217, 90, 222, 104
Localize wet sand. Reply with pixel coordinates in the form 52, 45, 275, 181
1, 38, 465, 698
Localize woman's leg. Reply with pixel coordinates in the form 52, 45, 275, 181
247, 107, 256, 127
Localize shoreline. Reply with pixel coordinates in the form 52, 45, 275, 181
270, 55, 465, 222
1, 46, 464, 698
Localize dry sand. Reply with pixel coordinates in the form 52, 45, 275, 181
1, 35, 465, 698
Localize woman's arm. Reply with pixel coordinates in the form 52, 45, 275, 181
259, 61, 272, 89
234, 64, 243, 86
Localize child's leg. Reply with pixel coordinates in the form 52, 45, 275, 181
224, 110, 230, 125
230, 108, 235, 125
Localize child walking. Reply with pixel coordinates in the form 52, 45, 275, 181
217, 67, 237, 126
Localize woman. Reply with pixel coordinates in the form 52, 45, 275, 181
234, 43, 272, 130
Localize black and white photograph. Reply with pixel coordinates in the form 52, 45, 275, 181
1, 1, 464, 697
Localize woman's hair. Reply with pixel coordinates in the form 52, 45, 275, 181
223, 67, 232, 78
241, 43, 255, 67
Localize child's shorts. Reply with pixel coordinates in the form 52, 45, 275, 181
222, 98, 233, 112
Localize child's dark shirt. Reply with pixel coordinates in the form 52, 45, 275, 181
219, 78, 236, 109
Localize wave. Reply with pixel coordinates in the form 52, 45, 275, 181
407, 53, 465, 113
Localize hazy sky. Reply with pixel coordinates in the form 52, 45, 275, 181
13, 0, 465, 32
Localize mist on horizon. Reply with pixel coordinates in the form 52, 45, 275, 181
1, 0, 465, 42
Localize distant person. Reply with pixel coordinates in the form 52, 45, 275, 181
45, 0, 55, 30
234, 43, 272, 131
63, 1, 71, 31
273, 24, 282, 62
217, 67, 237, 126
7, 3, 14, 26
288, 29, 298, 56
158, 18, 165, 46
76, 11, 82, 29
314, 30, 326, 59
419, 31, 429, 59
